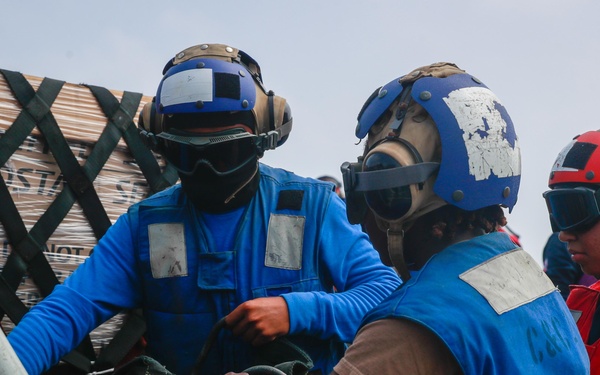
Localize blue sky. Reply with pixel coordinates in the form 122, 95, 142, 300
2, 0, 600, 264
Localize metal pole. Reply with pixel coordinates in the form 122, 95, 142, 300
0, 329, 27, 375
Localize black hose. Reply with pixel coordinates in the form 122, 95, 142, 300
243, 365, 287, 375
190, 317, 227, 375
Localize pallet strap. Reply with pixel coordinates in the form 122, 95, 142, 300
0, 70, 179, 372
0, 69, 96, 371
0, 69, 170, 370
86, 85, 178, 195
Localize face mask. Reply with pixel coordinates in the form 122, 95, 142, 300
180, 156, 259, 213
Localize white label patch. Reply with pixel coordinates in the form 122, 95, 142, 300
551, 139, 579, 172
149, 223, 188, 278
265, 214, 304, 270
160, 69, 213, 107
443, 87, 521, 181
459, 248, 556, 314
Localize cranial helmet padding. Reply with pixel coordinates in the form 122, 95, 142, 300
342, 62, 521, 229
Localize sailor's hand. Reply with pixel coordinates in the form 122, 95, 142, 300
225, 296, 290, 346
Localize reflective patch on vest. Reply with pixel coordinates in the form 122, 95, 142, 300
265, 214, 304, 270
148, 223, 188, 279
571, 309, 583, 323
459, 248, 556, 314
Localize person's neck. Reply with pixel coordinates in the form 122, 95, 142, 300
448, 227, 487, 246
410, 227, 487, 270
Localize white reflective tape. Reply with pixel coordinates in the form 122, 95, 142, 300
551, 139, 579, 172
265, 214, 304, 270
149, 223, 188, 278
443, 86, 521, 181
160, 69, 213, 107
459, 248, 556, 314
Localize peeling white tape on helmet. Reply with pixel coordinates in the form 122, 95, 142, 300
444, 87, 521, 181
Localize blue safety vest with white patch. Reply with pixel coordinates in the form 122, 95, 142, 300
360, 232, 590, 374
121, 163, 399, 374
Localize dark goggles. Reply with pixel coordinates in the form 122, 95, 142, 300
543, 187, 600, 232
158, 129, 259, 176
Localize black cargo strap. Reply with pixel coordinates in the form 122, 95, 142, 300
92, 308, 147, 371
0, 275, 93, 372
86, 85, 178, 195
0, 70, 96, 371
0, 69, 112, 241
0, 70, 179, 373
85, 85, 183, 371
85, 86, 181, 370
0, 70, 65, 298
0, 175, 60, 296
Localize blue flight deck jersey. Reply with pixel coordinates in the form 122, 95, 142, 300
361, 232, 589, 374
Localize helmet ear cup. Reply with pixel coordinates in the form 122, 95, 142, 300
261, 92, 292, 147
138, 97, 164, 152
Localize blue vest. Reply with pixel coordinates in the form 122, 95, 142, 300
362, 233, 589, 374
127, 164, 344, 375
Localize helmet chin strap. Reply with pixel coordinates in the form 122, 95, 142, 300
224, 161, 259, 204
376, 198, 448, 282
387, 223, 411, 282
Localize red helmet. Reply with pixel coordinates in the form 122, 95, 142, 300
548, 130, 600, 187
544, 130, 600, 232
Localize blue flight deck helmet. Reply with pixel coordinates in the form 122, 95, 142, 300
138, 43, 292, 176
341, 62, 521, 227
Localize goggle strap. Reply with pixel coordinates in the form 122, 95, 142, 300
351, 162, 440, 192
256, 118, 292, 151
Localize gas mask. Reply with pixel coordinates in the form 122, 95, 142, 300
341, 82, 446, 279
